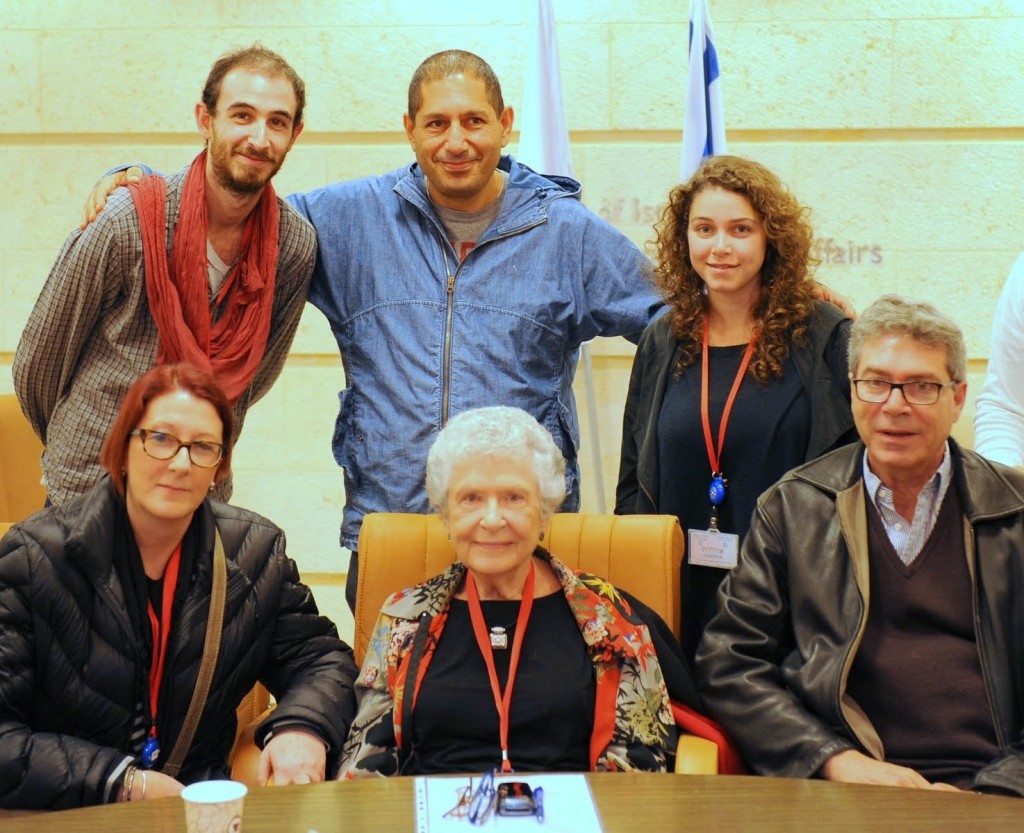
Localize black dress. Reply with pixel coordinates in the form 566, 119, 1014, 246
410, 592, 596, 774
658, 346, 811, 662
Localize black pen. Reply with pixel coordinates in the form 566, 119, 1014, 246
534, 786, 545, 823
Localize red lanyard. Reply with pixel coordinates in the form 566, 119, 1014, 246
466, 561, 536, 773
700, 317, 757, 476
146, 543, 182, 735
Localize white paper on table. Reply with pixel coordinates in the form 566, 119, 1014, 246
414, 772, 603, 833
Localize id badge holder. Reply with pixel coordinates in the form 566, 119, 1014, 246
688, 475, 739, 569
688, 526, 739, 569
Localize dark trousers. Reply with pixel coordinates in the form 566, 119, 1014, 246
345, 550, 359, 613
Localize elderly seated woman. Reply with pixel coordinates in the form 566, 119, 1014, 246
0, 364, 358, 810
338, 406, 703, 777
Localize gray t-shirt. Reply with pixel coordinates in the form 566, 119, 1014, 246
432, 171, 509, 261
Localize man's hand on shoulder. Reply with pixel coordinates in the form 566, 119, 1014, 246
811, 281, 857, 319
79, 166, 144, 229
821, 749, 959, 791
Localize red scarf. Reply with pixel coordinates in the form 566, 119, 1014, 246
128, 149, 280, 403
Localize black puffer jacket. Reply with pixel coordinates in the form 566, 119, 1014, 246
0, 477, 357, 809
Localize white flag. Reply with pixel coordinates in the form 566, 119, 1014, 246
681, 0, 727, 181
518, 0, 574, 177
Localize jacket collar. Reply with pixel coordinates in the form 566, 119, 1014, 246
392, 155, 582, 239
792, 439, 1024, 522
64, 475, 216, 582
632, 315, 682, 509
64, 475, 129, 579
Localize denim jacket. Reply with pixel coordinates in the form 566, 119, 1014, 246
290, 156, 660, 548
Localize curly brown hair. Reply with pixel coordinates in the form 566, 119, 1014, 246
653, 155, 818, 382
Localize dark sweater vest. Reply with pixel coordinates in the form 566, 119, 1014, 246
846, 482, 1000, 788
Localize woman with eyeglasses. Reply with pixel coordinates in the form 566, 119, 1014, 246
616, 156, 858, 663
0, 364, 357, 810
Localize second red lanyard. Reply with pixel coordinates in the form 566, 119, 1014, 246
700, 318, 756, 526
143, 542, 182, 768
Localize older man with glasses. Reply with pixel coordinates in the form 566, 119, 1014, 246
697, 294, 1024, 797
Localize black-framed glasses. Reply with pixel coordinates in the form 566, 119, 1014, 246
130, 429, 224, 468
851, 378, 958, 406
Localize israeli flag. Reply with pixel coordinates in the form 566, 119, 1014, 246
681, 0, 727, 181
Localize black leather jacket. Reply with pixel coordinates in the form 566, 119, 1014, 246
697, 441, 1024, 795
0, 477, 358, 809
616, 300, 855, 514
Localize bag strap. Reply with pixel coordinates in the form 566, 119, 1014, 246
162, 528, 227, 777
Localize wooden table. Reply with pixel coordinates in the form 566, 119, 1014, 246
2, 773, 1023, 832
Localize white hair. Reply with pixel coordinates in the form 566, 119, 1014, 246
425, 407, 566, 519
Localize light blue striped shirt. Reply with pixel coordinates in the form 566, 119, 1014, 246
862, 444, 953, 566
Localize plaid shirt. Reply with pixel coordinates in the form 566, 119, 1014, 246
13, 162, 316, 505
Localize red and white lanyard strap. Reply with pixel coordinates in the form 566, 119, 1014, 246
465, 561, 536, 773
142, 542, 183, 768
700, 317, 756, 528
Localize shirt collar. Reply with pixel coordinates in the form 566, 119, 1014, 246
862, 442, 952, 508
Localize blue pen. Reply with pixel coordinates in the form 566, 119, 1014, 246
468, 769, 497, 825
534, 786, 544, 823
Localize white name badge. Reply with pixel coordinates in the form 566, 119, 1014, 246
688, 527, 739, 570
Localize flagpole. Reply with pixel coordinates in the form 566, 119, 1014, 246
519, 0, 607, 513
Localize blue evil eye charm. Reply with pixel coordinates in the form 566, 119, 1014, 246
142, 735, 161, 769
708, 475, 727, 507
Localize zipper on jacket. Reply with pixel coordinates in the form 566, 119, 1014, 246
439, 240, 456, 425
435, 219, 546, 427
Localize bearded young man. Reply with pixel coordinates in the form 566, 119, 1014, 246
15, 45, 315, 505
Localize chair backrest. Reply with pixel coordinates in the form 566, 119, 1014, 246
0, 394, 47, 523
354, 512, 683, 665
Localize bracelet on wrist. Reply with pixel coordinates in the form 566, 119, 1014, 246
123, 764, 137, 802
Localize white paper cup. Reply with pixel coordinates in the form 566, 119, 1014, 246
181, 780, 248, 833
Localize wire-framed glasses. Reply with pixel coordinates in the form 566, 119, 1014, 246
851, 378, 958, 406
130, 429, 224, 468
443, 778, 475, 819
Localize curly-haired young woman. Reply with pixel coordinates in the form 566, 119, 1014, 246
617, 156, 857, 662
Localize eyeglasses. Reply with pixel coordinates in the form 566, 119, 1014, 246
851, 378, 958, 406
443, 779, 475, 819
468, 769, 497, 825
131, 429, 224, 468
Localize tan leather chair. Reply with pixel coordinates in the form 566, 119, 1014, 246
355, 512, 682, 665
354, 511, 735, 774
0, 394, 47, 523
229, 683, 272, 785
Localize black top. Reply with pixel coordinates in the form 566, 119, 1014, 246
658, 345, 810, 661
410, 592, 596, 774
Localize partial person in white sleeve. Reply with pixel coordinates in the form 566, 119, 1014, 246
974, 252, 1024, 468
698, 295, 1024, 797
